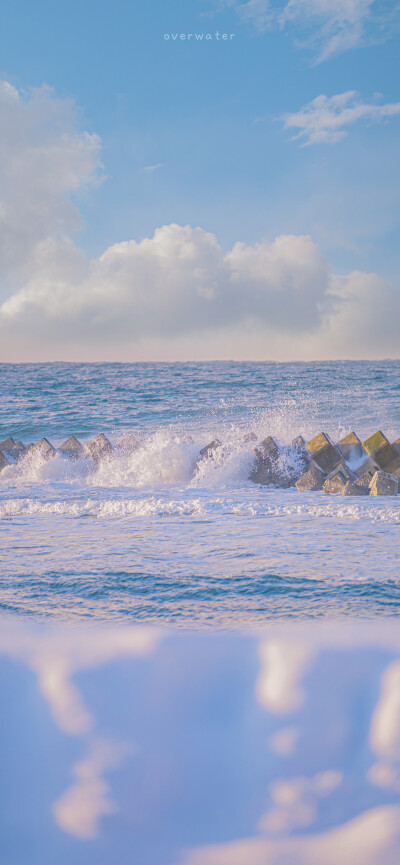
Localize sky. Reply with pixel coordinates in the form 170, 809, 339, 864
0, 0, 399, 361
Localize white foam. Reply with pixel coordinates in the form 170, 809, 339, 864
0, 495, 399, 523
0, 428, 256, 490
0, 428, 399, 508
0, 496, 206, 518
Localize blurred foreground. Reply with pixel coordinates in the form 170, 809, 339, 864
1, 619, 400, 864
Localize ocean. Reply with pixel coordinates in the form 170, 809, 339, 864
1, 359, 399, 624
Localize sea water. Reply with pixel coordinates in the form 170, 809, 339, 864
1, 360, 399, 624
1, 619, 400, 865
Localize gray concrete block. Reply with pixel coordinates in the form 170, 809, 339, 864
26, 438, 56, 460
0, 438, 16, 450
369, 470, 398, 496
323, 462, 355, 495
0, 449, 9, 471
336, 432, 365, 463
306, 432, 342, 475
355, 468, 377, 487
363, 430, 388, 455
251, 436, 297, 487
363, 430, 400, 474
199, 439, 221, 459
0, 437, 25, 462
354, 458, 380, 479
59, 436, 86, 460
291, 435, 311, 470
295, 462, 326, 492
253, 436, 280, 461
342, 481, 369, 496
86, 433, 113, 462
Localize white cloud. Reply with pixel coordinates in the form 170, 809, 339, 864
256, 640, 314, 714
0, 79, 102, 301
280, 0, 376, 60
283, 91, 400, 145
225, 0, 394, 61
175, 805, 400, 865
0, 624, 160, 734
368, 659, 400, 794
0, 78, 399, 362
144, 162, 164, 172
260, 769, 343, 835
0, 623, 160, 840
370, 660, 400, 761
52, 739, 127, 840
268, 726, 299, 756
1, 218, 399, 361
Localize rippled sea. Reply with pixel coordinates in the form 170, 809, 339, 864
1, 360, 399, 624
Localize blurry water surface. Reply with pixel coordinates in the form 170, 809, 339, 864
1, 619, 400, 865
0, 360, 399, 624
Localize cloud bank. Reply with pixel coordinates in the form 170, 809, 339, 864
0, 80, 399, 362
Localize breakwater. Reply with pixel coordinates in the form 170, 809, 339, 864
1, 428, 399, 496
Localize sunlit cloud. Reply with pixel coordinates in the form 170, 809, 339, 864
268, 726, 299, 756
175, 804, 400, 864
0, 79, 399, 362
370, 660, 400, 760
256, 640, 314, 714
0, 79, 102, 305
260, 769, 343, 835
53, 738, 130, 840
0, 623, 161, 839
19, 626, 161, 734
368, 659, 400, 794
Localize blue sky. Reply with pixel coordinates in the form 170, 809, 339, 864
0, 0, 399, 360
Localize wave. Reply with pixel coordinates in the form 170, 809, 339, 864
0, 429, 259, 490
1, 495, 399, 522
1, 424, 399, 496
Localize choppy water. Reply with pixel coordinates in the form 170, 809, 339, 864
1, 360, 399, 624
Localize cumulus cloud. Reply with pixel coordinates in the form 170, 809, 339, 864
1, 217, 399, 361
224, 0, 395, 61
0, 78, 399, 362
283, 91, 400, 145
1, 223, 333, 343
0, 80, 102, 302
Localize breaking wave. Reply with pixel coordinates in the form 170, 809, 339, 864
0, 428, 262, 490
1, 494, 399, 523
